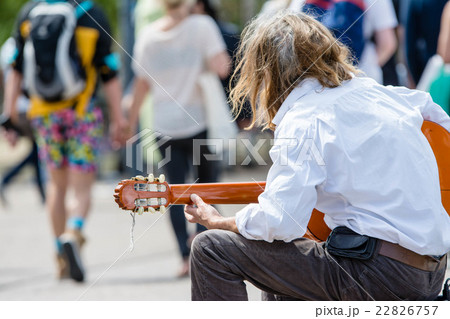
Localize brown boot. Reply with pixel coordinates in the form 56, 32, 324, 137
66, 228, 86, 248
56, 253, 69, 280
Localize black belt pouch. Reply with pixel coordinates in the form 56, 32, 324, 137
325, 226, 378, 260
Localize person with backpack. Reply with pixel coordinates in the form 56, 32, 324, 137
2, 0, 127, 282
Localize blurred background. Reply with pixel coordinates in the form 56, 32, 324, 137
0, 0, 271, 180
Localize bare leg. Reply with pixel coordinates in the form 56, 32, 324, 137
57, 169, 95, 282
68, 170, 96, 220
46, 168, 69, 237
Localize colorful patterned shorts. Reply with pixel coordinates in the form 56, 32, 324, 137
31, 107, 104, 173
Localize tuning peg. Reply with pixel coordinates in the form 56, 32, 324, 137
159, 174, 165, 183
148, 207, 156, 213
135, 175, 145, 181
138, 207, 144, 215
148, 173, 154, 182
159, 206, 166, 213
115, 184, 123, 192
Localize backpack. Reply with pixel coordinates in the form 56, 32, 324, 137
23, 0, 93, 102
302, 0, 366, 62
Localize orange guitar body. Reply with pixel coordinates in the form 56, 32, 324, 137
421, 121, 450, 215
114, 121, 450, 242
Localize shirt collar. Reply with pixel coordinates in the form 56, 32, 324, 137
272, 78, 323, 126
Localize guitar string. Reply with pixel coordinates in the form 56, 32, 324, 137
129, 212, 136, 252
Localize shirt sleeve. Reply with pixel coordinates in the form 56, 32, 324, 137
235, 122, 327, 242
197, 16, 227, 59
390, 86, 450, 132
418, 93, 450, 131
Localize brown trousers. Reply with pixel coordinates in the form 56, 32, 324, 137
190, 230, 447, 301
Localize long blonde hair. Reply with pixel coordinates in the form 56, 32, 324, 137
230, 11, 358, 130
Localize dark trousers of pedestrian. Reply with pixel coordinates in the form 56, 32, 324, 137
1, 141, 46, 203
190, 229, 447, 301
158, 130, 218, 259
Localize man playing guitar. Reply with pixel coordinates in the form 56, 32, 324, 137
183, 11, 450, 300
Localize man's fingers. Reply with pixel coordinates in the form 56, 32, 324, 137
190, 194, 205, 207
184, 212, 195, 223
184, 205, 198, 224
184, 204, 197, 215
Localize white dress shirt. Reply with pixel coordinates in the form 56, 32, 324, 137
235, 76, 450, 256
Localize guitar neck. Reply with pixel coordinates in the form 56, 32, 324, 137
169, 182, 266, 205
114, 178, 331, 241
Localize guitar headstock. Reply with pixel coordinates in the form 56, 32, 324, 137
114, 174, 170, 214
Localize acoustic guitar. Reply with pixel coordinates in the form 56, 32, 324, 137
114, 120, 450, 242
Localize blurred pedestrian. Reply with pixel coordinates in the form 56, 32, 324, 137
400, 0, 448, 86
300, 0, 367, 62
0, 37, 45, 206
290, 0, 398, 83
381, 0, 401, 86
128, 0, 230, 277
438, 1, 450, 63
421, 0, 450, 114
191, 0, 248, 129
359, 0, 398, 83
2, 0, 127, 282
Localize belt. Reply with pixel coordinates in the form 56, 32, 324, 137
378, 240, 446, 272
